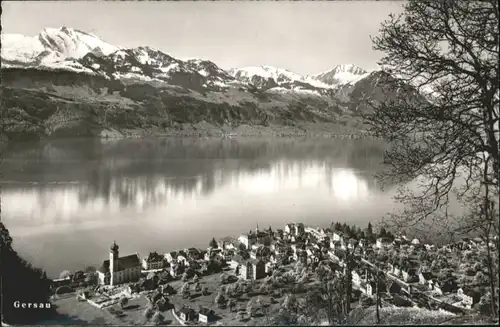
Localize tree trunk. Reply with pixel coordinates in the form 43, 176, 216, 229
375, 265, 382, 325
482, 162, 499, 318
483, 224, 498, 318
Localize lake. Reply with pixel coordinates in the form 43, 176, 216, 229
1, 137, 396, 278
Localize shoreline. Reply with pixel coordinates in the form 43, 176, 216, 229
2, 121, 384, 145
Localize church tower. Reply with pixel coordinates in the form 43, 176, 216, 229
110, 241, 119, 286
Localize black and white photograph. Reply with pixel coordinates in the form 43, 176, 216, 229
0, 0, 498, 325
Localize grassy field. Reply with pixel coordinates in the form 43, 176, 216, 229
167, 272, 285, 325
50, 292, 173, 325
48, 294, 123, 325
47, 268, 288, 326
350, 306, 457, 325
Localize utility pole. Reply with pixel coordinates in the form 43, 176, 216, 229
375, 275, 381, 324
370, 261, 383, 325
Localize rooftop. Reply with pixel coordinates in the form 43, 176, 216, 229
98, 253, 140, 273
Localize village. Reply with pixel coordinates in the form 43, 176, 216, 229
50, 222, 499, 325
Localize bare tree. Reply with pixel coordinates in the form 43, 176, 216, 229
365, 0, 499, 317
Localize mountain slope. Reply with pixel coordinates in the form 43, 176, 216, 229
229, 65, 334, 92
311, 64, 369, 86
1, 27, 119, 66
1, 27, 422, 141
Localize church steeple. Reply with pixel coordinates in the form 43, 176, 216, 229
111, 240, 119, 252
110, 241, 119, 286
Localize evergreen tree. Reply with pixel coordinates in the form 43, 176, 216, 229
209, 237, 218, 248
342, 223, 349, 234
180, 282, 190, 299
332, 222, 342, 232
366, 222, 374, 237
1, 223, 54, 324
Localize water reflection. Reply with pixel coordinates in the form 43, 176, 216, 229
1, 137, 390, 276
2, 161, 380, 223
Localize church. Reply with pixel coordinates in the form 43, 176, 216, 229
97, 241, 141, 286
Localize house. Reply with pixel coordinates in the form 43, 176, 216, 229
185, 248, 202, 260
424, 244, 436, 251
376, 237, 392, 249
362, 247, 374, 257
330, 240, 341, 250
411, 238, 420, 245
250, 246, 269, 260
285, 224, 295, 235
347, 238, 358, 249
457, 288, 481, 308
352, 270, 362, 286
306, 250, 321, 265
358, 239, 367, 248
419, 271, 436, 285
239, 259, 266, 280
204, 248, 222, 261
187, 260, 200, 270
285, 223, 305, 236
392, 239, 402, 249
218, 237, 236, 250
274, 245, 289, 256
142, 252, 165, 270
340, 237, 347, 250
220, 249, 235, 262
198, 307, 216, 323
229, 255, 246, 270
165, 251, 178, 263
176, 252, 188, 265
146, 271, 159, 282
179, 307, 196, 322
434, 280, 458, 295
160, 284, 176, 295
238, 232, 258, 249
169, 261, 186, 278
97, 242, 141, 286
291, 242, 306, 254
387, 281, 402, 295
393, 265, 402, 277
332, 232, 343, 242
256, 230, 272, 245
51, 277, 72, 288
402, 268, 418, 283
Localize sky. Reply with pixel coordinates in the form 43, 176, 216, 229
2, 1, 404, 75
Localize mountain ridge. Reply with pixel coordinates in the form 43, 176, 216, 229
1, 27, 419, 142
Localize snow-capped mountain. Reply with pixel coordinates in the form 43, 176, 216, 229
1, 27, 424, 142
228, 64, 373, 93
2, 28, 244, 90
1, 27, 119, 66
78, 47, 244, 90
230, 66, 305, 85
311, 64, 369, 86
229, 65, 335, 95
